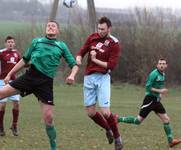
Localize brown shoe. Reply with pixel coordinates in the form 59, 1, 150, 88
106, 130, 114, 144
0, 128, 5, 136
169, 139, 181, 148
10, 127, 18, 136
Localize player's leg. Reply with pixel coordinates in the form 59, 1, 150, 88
0, 101, 6, 136
100, 107, 123, 150
10, 95, 20, 136
98, 73, 122, 149
84, 74, 113, 144
117, 95, 153, 125
41, 102, 57, 150
157, 112, 181, 148
0, 83, 19, 136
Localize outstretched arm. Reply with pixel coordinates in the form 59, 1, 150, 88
65, 65, 79, 84
4, 59, 26, 84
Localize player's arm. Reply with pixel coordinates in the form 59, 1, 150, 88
76, 36, 92, 66
90, 50, 107, 68
65, 65, 79, 84
151, 88, 168, 94
4, 59, 26, 84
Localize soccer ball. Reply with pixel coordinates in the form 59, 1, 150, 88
63, 0, 77, 8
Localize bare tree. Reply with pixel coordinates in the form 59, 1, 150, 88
49, 0, 60, 20
87, 0, 96, 32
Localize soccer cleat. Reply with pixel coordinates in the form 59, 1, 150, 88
169, 139, 181, 148
10, 127, 18, 136
106, 130, 114, 144
0, 128, 5, 136
114, 137, 123, 150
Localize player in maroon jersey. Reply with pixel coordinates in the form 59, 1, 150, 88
0, 36, 21, 136
76, 16, 122, 150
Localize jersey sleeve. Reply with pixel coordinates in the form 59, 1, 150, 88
107, 42, 121, 70
62, 42, 77, 68
76, 36, 91, 58
145, 71, 157, 91
23, 38, 37, 63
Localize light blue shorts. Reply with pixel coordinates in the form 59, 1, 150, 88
83, 73, 111, 107
0, 80, 20, 103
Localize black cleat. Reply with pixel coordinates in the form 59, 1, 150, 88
106, 130, 114, 144
114, 137, 123, 150
0, 128, 5, 136
10, 127, 18, 136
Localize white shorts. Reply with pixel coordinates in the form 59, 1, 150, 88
0, 80, 20, 103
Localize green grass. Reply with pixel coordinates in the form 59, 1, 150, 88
0, 83, 181, 150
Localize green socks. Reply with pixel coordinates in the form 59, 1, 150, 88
118, 116, 141, 125
46, 125, 57, 150
163, 123, 173, 143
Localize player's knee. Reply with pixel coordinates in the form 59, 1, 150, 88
13, 103, 19, 110
164, 116, 170, 123
44, 112, 53, 124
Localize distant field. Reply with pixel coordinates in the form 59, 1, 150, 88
0, 83, 181, 150
0, 21, 31, 35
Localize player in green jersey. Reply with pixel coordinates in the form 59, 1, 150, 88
116, 58, 181, 148
0, 21, 79, 150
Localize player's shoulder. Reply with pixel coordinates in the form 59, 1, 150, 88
0, 48, 6, 53
88, 33, 100, 41
149, 69, 159, 78
108, 35, 119, 43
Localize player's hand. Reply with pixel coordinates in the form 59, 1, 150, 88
160, 88, 168, 94
65, 76, 75, 85
4, 75, 11, 84
76, 56, 82, 66
90, 50, 96, 60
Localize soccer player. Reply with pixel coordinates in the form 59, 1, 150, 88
116, 58, 181, 148
0, 21, 79, 150
0, 36, 21, 136
76, 16, 123, 150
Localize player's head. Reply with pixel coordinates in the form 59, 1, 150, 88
97, 16, 112, 38
46, 20, 60, 38
5, 36, 15, 50
157, 58, 167, 72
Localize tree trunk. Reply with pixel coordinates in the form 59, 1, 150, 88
49, 0, 60, 20
87, 0, 96, 32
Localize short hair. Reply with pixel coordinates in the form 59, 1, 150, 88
5, 36, 15, 42
158, 58, 166, 62
98, 16, 112, 28
48, 20, 60, 29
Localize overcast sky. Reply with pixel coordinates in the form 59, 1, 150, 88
77, 0, 181, 9
42, 0, 181, 9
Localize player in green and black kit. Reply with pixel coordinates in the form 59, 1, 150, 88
0, 21, 79, 150
116, 58, 181, 148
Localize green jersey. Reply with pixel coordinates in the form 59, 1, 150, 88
145, 69, 165, 98
23, 36, 76, 78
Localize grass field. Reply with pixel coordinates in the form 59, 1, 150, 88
0, 83, 181, 150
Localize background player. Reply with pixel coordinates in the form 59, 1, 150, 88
116, 58, 181, 148
0, 36, 21, 136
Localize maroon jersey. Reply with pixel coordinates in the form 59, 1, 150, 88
77, 33, 121, 75
0, 48, 21, 80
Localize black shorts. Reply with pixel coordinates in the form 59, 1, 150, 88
139, 95, 166, 118
9, 65, 54, 105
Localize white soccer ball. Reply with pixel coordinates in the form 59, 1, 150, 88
63, 0, 77, 8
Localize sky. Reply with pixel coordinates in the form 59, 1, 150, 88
77, 0, 181, 9
42, 0, 181, 10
